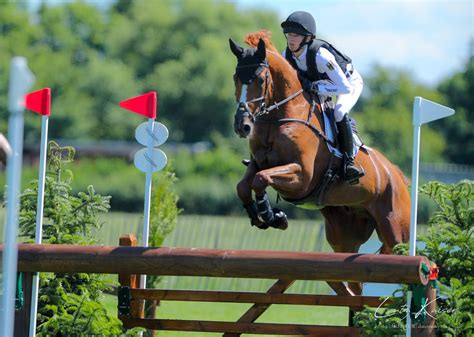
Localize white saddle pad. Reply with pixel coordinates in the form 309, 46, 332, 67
322, 111, 363, 158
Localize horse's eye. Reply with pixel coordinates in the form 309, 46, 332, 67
257, 77, 264, 85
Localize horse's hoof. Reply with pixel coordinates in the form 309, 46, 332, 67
269, 208, 288, 230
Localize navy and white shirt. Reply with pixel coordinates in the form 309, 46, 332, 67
282, 46, 353, 96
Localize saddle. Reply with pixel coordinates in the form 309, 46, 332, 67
281, 97, 367, 209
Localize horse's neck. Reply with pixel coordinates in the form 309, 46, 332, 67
269, 65, 312, 120
274, 81, 315, 120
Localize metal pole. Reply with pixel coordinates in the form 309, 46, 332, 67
28, 115, 49, 337
139, 117, 155, 290
1, 57, 34, 337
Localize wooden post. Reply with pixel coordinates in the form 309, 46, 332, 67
412, 283, 437, 337
118, 234, 144, 328
14, 272, 33, 337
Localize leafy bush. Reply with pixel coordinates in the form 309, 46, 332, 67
18, 142, 131, 336
354, 180, 473, 336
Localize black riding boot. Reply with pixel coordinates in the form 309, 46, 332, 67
336, 115, 364, 183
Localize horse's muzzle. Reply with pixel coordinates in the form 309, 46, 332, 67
234, 104, 253, 138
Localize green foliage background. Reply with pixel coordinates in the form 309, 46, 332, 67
0, 0, 472, 216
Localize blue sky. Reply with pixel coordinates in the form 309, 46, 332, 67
232, 0, 473, 86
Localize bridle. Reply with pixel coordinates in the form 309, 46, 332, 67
236, 61, 303, 119
235, 60, 333, 146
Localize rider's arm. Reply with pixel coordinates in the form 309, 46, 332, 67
314, 47, 351, 95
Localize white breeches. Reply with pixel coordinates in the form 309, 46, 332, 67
333, 69, 363, 122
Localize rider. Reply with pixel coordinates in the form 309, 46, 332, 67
281, 11, 364, 182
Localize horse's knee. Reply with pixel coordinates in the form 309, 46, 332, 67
252, 172, 270, 196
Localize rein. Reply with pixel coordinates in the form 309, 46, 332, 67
237, 60, 333, 146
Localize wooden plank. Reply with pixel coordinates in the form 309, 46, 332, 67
130, 288, 391, 307
222, 279, 293, 337
120, 318, 361, 336
6, 244, 431, 285
327, 282, 356, 296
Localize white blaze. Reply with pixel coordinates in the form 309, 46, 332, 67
239, 84, 247, 103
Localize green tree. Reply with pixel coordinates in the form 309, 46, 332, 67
0, 0, 284, 143
436, 50, 474, 165
107, 0, 285, 142
18, 141, 127, 336
356, 65, 446, 171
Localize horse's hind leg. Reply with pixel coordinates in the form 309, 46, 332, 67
321, 206, 375, 327
320, 206, 376, 295
369, 186, 410, 254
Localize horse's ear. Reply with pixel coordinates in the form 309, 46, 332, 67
229, 38, 244, 59
256, 38, 266, 61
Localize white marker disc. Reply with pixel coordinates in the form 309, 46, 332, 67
135, 122, 169, 147
134, 148, 167, 173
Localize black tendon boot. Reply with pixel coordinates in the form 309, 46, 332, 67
336, 115, 364, 184
255, 194, 288, 230
255, 193, 274, 223
243, 202, 268, 229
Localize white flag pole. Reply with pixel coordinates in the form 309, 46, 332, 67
406, 98, 422, 336
139, 117, 156, 290
406, 97, 454, 336
1, 57, 35, 337
28, 114, 49, 337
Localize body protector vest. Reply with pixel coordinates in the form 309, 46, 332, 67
285, 39, 352, 82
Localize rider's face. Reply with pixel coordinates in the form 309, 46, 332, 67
286, 33, 306, 52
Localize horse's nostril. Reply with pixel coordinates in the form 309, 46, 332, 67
243, 124, 251, 134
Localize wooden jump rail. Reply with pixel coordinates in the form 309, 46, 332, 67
2, 235, 437, 337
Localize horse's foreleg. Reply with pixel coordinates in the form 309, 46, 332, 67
251, 163, 304, 230
237, 160, 267, 228
252, 163, 304, 196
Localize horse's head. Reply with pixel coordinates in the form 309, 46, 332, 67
229, 38, 273, 138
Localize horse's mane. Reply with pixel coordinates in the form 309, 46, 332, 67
244, 30, 278, 52
243, 30, 298, 83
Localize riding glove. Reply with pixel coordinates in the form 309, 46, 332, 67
300, 76, 319, 93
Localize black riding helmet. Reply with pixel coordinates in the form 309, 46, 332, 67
281, 11, 316, 37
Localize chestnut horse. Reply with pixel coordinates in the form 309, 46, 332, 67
229, 31, 410, 295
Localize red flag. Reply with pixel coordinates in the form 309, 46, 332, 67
24, 88, 51, 116
119, 92, 157, 119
